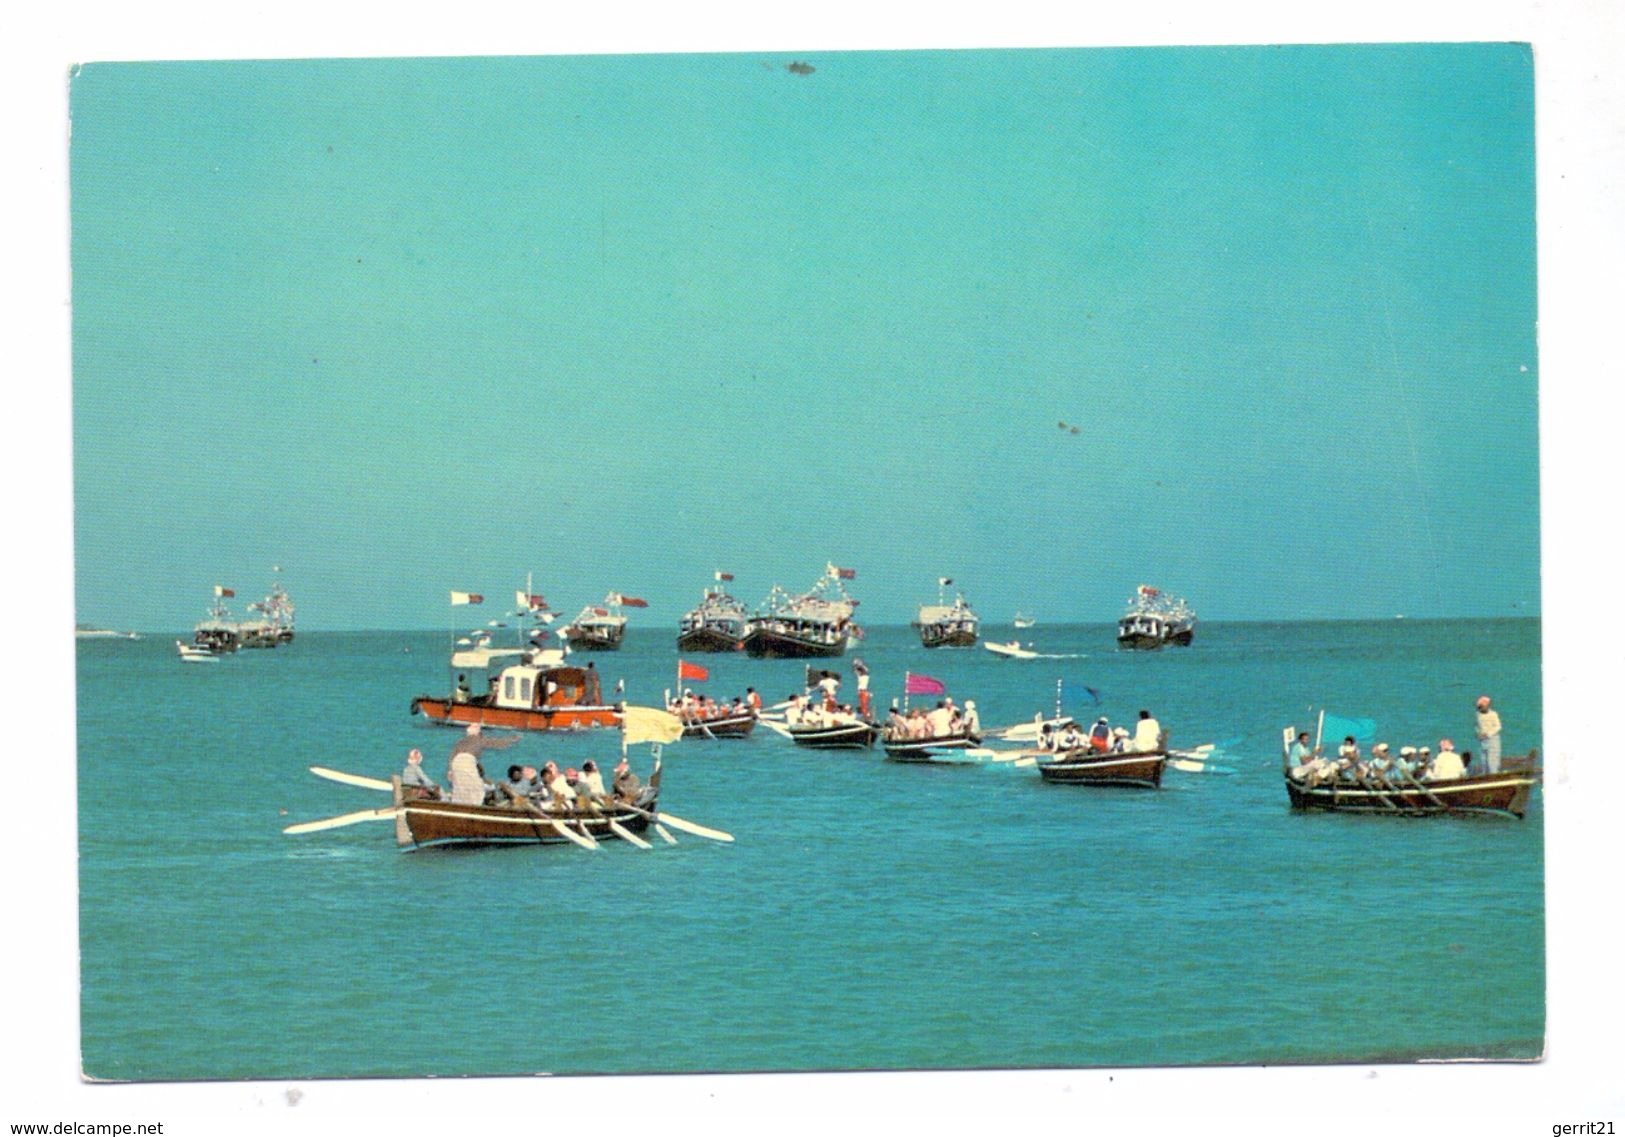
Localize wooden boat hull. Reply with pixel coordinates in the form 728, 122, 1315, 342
678, 713, 757, 739
563, 626, 624, 651
677, 627, 745, 653
1037, 749, 1167, 788
410, 696, 620, 731
1284, 770, 1537, 818
393, 784, 657, 849
918, 627, 978, 648
788, 721, 879, 749
743, 627, 848, 658
883, 734, 982, 763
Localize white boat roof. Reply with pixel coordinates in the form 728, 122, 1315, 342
918, 604, 978, 622
449, 647, 530, 669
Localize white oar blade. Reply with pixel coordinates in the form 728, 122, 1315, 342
655, 823, 678, 845
549, 820, 598, 850
657, 812, 735, 843
1013, 757, 1037, 768
310, 766, 393, 792
757, 719, 793, 738
608, 820, 653, 849
283, 808, 397, 835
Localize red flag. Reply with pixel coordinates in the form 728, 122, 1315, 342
214, 586, 235, 598
678, 659, 709, 682
450, 591, 483, 605
836, 566, 856, 580
516, 591, 547, 610
618, 595, 649, 608
714, 571, 735, 582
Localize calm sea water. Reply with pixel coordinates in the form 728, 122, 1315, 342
77, 619, 1543, 1080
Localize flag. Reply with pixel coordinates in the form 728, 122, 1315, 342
939, 577, 953, 587
536, 611, 557, 624
905, 672, 945, 696
1321, 712, 1377, 744
214, 586, 235, 598
1138, 584, 1160, 597
516, 591, 547, 610
678, 659, 709, 682
450, 591, 483, 605
715, 571, 735, 582
851, 657, 869, 677
619, 595, 649, 608
834, 565, 857, 580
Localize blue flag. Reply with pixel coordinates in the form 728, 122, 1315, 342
1321, 712, 1377, 744
1061, 680, 1102, 707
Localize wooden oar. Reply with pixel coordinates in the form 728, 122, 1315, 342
654, 823, 678, 845
757, 719, 793, 738
283, 808, 398, 835
607, 820, 653, 849
518, 799, 598, 849
310, 766, 392, 792
648, 811, 734, 843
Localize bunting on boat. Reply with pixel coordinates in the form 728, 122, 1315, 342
905, 672, 946, 696
827, 563, 857, 580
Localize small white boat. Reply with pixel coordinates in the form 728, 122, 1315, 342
1013, 613, 1035, 629
176, 639, 220, 664
984, 640, 1037, 660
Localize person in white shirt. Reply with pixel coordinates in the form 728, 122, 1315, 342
1132, 710, 1161, 753
1475, 696, 1503, 772
962, 700, 981, 738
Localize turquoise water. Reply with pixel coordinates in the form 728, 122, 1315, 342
77, 619, 1543, 1080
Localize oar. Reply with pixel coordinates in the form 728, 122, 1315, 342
654, 823, 678, 845
283, 808, 398, 835
310, 766, 392, 792
649, 811, 734, 843
757, 719, 793, 738
607, 820, 653, 849
518, 799, 599, 849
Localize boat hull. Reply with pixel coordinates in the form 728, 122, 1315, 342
563, 627, 624, 651
1283, 770, 1537, 818
411, 696, 620, 731
677, 626, 746, 653
743, 627, 848, 658
883, 733, 982, 763
395, 794, 655, 849
918, 627, 978, 648
678, 713, 757, 739
788, 721, 879, 749
1037, 749, 1167, 788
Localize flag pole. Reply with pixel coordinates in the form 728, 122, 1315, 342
904, 671, 911, 714
1055, 677, 1062, 722
1314, 709, 1326, 754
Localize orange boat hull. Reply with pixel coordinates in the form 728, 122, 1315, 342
411, 696, 620, 731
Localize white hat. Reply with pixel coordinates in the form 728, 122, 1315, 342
964, 700, 975, 709
1373, 742, 1390, 752
1400, 746, 1416, 757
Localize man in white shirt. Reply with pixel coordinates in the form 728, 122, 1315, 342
1475, 696, 1503, 772
1132, 709, 1162, 752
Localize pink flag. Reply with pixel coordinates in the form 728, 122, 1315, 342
905, 672, 945, 696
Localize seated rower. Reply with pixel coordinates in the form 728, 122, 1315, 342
542, 761, 577, 809
452, 674, 472, 705
962, 700, 980, 738
400, 748, 441, 799
1131, 709, 1161, 753
498, 764, 539, 807
1425, 745, 1466, 781
1057, 723, 1086, 752
579, 760, 607, 803
1088, 717, 1112, 753
1110, 727, 1130, 753
612, 755, 643, 802
1037, 723, 1057, 752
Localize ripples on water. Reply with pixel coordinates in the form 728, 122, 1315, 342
77, 620, 1542, 1078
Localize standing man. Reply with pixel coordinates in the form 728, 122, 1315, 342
1475, 695, 1503, 773
852, 658, 872, 720
446, 722, 520, 804
1132, 709, 1162, 753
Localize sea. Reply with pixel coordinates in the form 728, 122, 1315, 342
75, 618, 1543, 1081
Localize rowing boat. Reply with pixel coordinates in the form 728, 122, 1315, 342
1034, 746, 1168, 789
882, 732, 982, 764
1283, 751, 1540, 818
674, 711, 758, 739
391, 774, 660, 849
786, 720, 880, 750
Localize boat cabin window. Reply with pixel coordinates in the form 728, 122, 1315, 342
504, 675, 515, 701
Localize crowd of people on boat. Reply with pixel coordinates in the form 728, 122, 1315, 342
882, 698, 981, 742
1287, 695, 1507, 787
668, 687, 762, 723
399, 724, 651, 810
1035, 709, 1163, 755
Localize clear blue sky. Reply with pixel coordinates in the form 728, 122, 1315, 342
70, 44, 1538, 630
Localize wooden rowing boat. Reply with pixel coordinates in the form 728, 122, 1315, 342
391, 771, 660, 849
882, 732, 982, 763
1035, 747, 1168, 789
787, 720, 880, 749
675, 712, 758, 739
1283, 754, 1539, 818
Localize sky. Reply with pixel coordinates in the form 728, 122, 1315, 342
69, 44, 1540, 630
